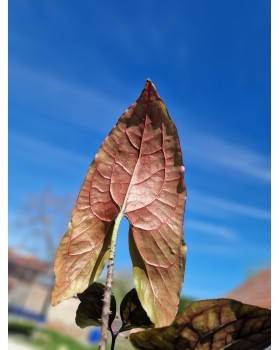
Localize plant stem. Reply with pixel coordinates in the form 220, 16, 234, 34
98, 212, 123, 350
110, 332, 118, 350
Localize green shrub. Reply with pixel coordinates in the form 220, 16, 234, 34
8, 321, 35, 337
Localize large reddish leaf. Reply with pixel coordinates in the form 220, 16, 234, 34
129, 299, 271, 350
52, 80, 187, 327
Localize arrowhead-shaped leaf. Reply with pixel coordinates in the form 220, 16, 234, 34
52, 80, 187, 327
75, 283, 116, 329
129, 299, 271, 350
119, 288, 154, 332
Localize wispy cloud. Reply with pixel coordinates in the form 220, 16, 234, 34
9, 132, 91, 171
188, 241, 270, 257
186, 219, 237, 240
181, 131, 270, 183
188, 191, 270, 221
9, 63, 126, 134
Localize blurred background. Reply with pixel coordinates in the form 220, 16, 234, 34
8, 0, 270, 349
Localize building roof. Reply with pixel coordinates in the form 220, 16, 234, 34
8, 249, 50, 274
225, 268, 271, 309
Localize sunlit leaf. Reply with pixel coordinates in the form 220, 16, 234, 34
129, 299, 271, 350
75, 283, 116, 329
119, 288, 153, 332
52, 80, 187, 327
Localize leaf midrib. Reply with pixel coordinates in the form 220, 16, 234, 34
118, 113, 149, 217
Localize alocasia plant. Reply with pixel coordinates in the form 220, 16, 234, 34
52, 80, 271, 350
52, 79, 187, 348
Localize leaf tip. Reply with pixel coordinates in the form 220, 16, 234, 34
145, 78, 153, 90
51, 296, 59, 307
143, 79, 161, 102
145, 78, 157, 90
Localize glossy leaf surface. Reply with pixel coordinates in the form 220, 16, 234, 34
52, 80, 187, 327
119, 288, 153, 332
130, 299, 271, 350
75, 283, 116, 329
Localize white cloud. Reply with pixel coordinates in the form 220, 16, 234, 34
188, 241, 270, 257
9, 63, 126, 134
188, 191, 270, 221
186, 219, 237, 240
181, 131, 270, 182
9, 132, 91, 171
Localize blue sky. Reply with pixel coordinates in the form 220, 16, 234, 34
8, 0, 270, 300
